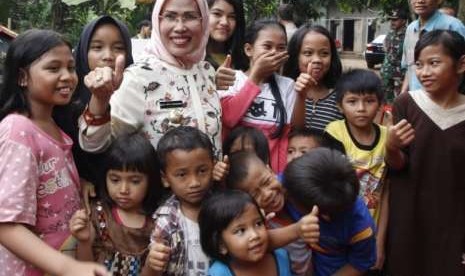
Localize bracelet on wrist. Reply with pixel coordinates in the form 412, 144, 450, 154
83, 105, 110, 126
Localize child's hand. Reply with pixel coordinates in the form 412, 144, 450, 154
249, 51, 289, 85
147, 229, 171, 272
63, 261, 108, 276
81, 179, 96, 215
295, 63, 318, 96
69, 209, 93, 242
216, 55, 236, 90
298, 205, 319, 245
212, 155, 229, 182
372, 238, 385, 270
386, 119, 415, 151
84, 54, 125, 102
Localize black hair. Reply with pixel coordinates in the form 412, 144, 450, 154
137, 19, 152, 31
223, 126, 270, 165
283, 24, 342, 89
53, 15, 134, 186
288, 127, 328, 148
72, 15, 133, 108
277, 4, 294, 21
157, 126, 214, 172
334, 69, 384, 104
0, 29, 72, 121
199, 189, 265, 263
225, 151, 265, 189
414, 29, 465, 93
283, 148, 359, 215
206, 0, 247, 70
99, 132, 163, 215
244, 19, 287, 138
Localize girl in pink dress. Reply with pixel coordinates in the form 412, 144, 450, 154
0, 29, 106, 276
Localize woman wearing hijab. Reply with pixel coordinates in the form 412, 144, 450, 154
53, 15, 134, 187
78, 0, 222, 157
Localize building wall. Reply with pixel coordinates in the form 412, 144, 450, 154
314, 1, 390, 54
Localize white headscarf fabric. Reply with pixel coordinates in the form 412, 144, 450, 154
146, 0, 210, 68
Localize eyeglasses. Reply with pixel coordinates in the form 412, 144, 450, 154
159, 12, 202, 26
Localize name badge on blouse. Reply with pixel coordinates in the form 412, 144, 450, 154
159, 100, 185, 109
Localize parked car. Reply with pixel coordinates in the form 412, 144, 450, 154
364, 34, 386, 69
0, 25, 17, 86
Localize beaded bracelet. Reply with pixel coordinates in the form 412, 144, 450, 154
83, 105, 111, 126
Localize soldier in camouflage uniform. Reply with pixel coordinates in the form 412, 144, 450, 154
380, 9, 408, 103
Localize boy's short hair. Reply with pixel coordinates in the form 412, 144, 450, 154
225, 151, 263, 189
157, 126, 214, 171
284, 148, 359, 215
288, 128, 328, 147
137, 19, 151, 30
334, 69, 384, 104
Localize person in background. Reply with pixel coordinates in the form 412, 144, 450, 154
439, 6, 456, 17
400, 0, 465, 94
380, 8, 408, 103
277, 3, 297, 42
134, 19, 152, 39
206, 0, 246, 70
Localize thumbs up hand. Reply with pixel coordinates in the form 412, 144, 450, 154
298, 205, 320, 245
146, 229, 171, 272
295, 63, 318, 97
386, 119, 415, 151
212, 155, 230, 182
215, 55, 236, 90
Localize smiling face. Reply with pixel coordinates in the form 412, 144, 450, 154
209, 0, 236, 43
23, 44, 77, 113
220, 203, 269, 264
235, 158, 285, 214
415, 44, 464, 96
162, 148, 213, 209
159, 0, 203, 61
298, 31, 332, 82
87, 23, 126, 70
410, 0, 440, 19
106, 169, 148, 212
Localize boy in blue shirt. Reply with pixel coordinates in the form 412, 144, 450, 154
284, 148, 376, 276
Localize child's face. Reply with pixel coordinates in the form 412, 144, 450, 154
298, 31, 332, 83
287, 136, 320, 163
220, 203, 269, 263
209, 0, 237, 43
245, 26, 287, 68
235, 159, 285, 214
339, 92, 380, 130
415, 44, 465, 96
159, 0, 203, 60
162, 148, 213, 208
106, 169, 148, 212
410, 0, 439, 19
88, 23, 126, 71
22, 45, 77, 109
